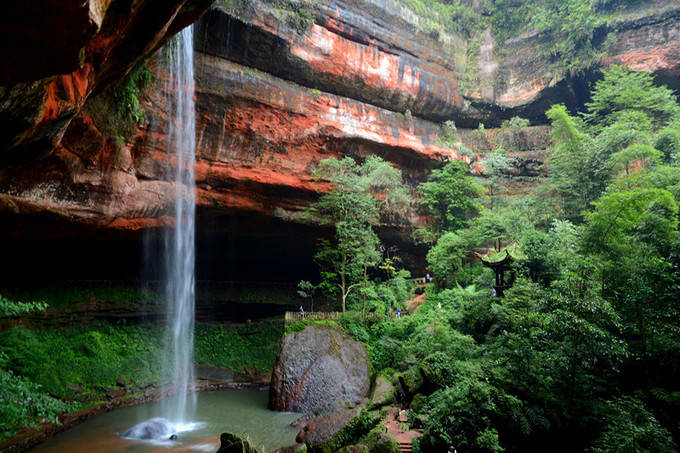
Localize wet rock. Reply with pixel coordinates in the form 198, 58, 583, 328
123, 417, 174, 440
216, 432, 258, 453
270, 325, 369, 414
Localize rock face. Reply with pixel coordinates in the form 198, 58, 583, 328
0, 0, 679, 281
269, 325, 370, 414
0, 0, 214, 165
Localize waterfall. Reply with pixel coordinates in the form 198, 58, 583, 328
162, 24, 197, 424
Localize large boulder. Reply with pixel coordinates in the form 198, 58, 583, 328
270, 325, 370, 414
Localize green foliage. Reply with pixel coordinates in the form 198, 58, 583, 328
354, 55, 680, 453
0, 367, 76, 441
426, 232, 471, 286
501, 116, 530, 131
529, 0, 602, 73
418, 159, 484, 233
436, 120, 459, 148
6, 285, 162, 310
0, 323, 165, 398
609, 144, 662, 176
110, 60, 153, 135
654, 124, 680, 163
418, 378, 514, 452
590, 397, 676, 453
480, 152, 514, 208
0, 295, 47, 317
396, 0, 482, 37
309, 156, 410, 312
546, 104, 597, 218
584, 188, 678, 256
194, 320, 284, 373
0, 318, 283, 441
584, 66, 680, 129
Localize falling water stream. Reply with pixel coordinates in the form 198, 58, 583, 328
123, 25, 197, 440
162, 23, 198, 426
32, 25, 300, 453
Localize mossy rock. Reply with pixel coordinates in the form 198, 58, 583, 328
369, 375, 395, 409
365, 425, 399, 453
216, 432, 258, 453
307, 410, 378, 453
400, 366, 424, 395
410, 393, 426, 413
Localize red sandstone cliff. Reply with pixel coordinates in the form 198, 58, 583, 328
0, 0, 679, 276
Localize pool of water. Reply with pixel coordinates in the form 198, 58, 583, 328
31, 390, 300, 453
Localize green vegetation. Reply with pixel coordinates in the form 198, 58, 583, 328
0, 317, 284, 441
0, 294, 46, 317
304, 156, 411, 313
548, 66, 680, 220
310, 410, 378, 453
110, 60, 153, 135
195, 320, 284, 373
0, 367, 76, 442
392, 0, 651, 76
4, 285, 161, 310
0, 323, 165, 399
314, 67, 680, 452
500, 116, 530, 130
417, 159, 484, 235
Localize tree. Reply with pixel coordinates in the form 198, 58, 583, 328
480, 151, 513, 209
297, 280, 318, 312
418, 159, 484, 234
546, 104, 597, 219
307, 156, 409, 313
591, 397, 676, 453
609, 144, 662, 177
426, 231, 471, 287
583, 66, 680, 130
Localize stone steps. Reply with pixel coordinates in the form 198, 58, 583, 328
398, 441, 413, 453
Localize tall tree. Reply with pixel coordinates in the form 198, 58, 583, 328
308, 156, 409, 313
418, 159, 484, 234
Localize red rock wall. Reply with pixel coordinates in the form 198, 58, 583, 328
1, 0, 680, 279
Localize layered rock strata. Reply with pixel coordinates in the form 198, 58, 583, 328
1, 0, 679, 279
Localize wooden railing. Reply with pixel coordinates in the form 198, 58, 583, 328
284, 311, 405, 323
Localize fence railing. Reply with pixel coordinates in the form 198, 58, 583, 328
284, 311, 406, 323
